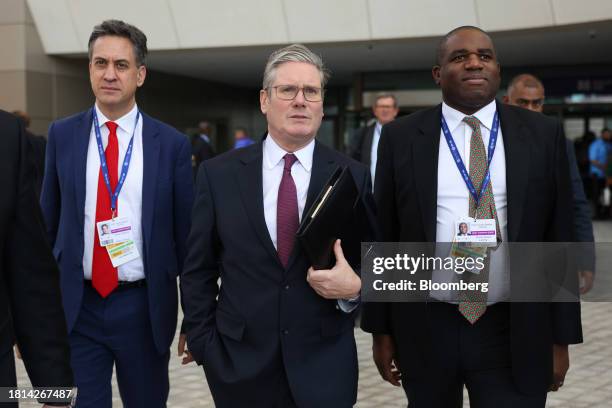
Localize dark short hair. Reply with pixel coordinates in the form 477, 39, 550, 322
88, 20, 148, 66
435, 25, 494, 65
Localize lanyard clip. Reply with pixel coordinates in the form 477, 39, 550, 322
111, 208, 117, 219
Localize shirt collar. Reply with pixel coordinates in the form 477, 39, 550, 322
442, 99, 497, 132
263, 134, 315, 172
374, 121, 383, 135
94, 103, 139, 136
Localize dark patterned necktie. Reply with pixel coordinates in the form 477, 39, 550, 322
277, 154, 299, 268
458, 116, 501, 323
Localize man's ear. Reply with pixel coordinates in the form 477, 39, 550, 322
432, 66, 441, 86
260, 89, 269, 114
502, 95, 510, 104
137, 65, 147, 87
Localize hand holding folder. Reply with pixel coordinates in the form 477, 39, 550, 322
296, 165, 363, 270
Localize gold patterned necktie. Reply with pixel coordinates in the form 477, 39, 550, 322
457, 116, 501, 324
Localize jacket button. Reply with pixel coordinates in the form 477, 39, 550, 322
284, 284, 290, 290
282, 329, 289, 335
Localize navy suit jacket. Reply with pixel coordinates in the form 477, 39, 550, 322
181, 140, 375, 408
40, 108, 194, 353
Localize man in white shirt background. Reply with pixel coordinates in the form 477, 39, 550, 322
347, 93, 399, 187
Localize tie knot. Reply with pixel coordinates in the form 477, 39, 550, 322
106, 121, 118, 134
283, 153, 298, 171
463, 116, 481, 132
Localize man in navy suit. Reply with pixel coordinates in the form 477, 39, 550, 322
181, 44, 375, 407
40, 20, 193, 407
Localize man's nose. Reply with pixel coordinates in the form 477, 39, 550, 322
292, 89, 307, 106
465, 54, 483, 69
103, 64, 117, 81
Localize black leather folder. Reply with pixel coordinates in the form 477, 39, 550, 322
296, 165, 361, 270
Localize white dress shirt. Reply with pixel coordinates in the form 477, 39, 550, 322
83, 104, 145, 281
262, 135, 314, 249
370, 122, 382, 187
431, 100, 509, 303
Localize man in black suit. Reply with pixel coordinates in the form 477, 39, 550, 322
12, 110, 46, 198
362, 26, 582, 407
504, 73, 595, 294
181, 44, 375, 407
347, 93, 399, 186
191, 120, 216, 178
0, 110, 73, 407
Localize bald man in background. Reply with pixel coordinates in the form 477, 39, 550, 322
504, 74, 595, 294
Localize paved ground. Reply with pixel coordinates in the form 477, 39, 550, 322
16, 222, 612, 407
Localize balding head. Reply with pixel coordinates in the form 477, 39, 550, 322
504, 74, 545, 113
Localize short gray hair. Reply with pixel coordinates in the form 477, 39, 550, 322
88, 20, 148, 67
374, 93, 398, 108
262, 44, 330, 90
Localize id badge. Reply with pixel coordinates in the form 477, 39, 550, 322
454, 217, 497, 245
106, 240, 140, 267
96, 217, 134, 247
450, 217, 494, 275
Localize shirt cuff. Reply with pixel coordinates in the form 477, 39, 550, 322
337, 294, 361, 313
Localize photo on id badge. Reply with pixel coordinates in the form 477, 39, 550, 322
454, 217, 497, 245
96, 217, 133, 246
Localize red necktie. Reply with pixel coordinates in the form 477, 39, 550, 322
91, 121, 119, 297
277, 154, 299, 268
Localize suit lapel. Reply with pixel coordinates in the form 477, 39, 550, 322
415, 105, 441, 242
74, 108, 93, 230
286, 141, 337, 271
362, 125, 375, 167
141, 113, 161, 261
497, 102, 530, 242
235, 143, 282, 266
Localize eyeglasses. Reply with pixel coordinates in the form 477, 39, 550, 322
268, 85, 324, 102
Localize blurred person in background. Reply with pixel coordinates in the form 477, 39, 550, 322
589, 128, 610, 219
347, 93, 399, 187
192, 120, 216, 176
233, 126, 255, 149
505, 73, 595, 294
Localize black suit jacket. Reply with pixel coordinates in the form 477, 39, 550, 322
25, 131, 46, 198
361, 101, 583, 395
347, 123, 376, 167
181, 140, 375, 408
0, 111, 72, 391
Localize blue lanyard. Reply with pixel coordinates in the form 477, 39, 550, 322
92, 109, 140, 214
441, 112, 499, 208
